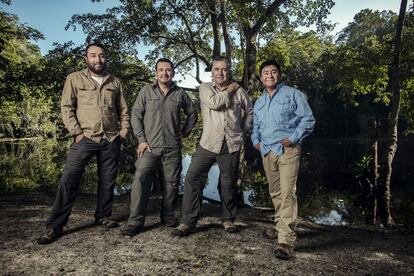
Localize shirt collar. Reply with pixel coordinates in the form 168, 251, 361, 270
212, 81, 231, 91
152, 81, 178, 93
264, 82, 285, 98
83, 68, 110, 79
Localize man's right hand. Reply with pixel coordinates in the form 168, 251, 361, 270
75, 133, 84, 144
254, 143, 261, 151
137, 142, 151, 158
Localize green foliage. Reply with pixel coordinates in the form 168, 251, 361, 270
65, 0, 334, 84
0, 139, 63, 192
0, 9, 150, 193
355, 155, 373, 172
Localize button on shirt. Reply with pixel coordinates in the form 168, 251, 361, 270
131, 83, 197, 148
199, 82, 253, 154
251, 83, 315, 156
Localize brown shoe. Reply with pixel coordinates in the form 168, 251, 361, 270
95, 217, 119, 228
172, 224, 196, 237
274, 243, 294, 260
263, 227, 278, 239
121, 224, 143, 236
223, 221, 240, 233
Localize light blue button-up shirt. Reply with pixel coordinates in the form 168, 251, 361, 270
251, 83, 315, 156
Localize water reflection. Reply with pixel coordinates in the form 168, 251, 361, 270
182, 156, 346, 225
114, 155, 351, 225
311, 210, 346, 226
181, 156, 253, 206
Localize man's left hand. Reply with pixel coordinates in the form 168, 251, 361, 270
227, 82, 240, 94
280, 138, 294, 148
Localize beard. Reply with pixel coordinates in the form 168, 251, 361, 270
87, 62, 107, 75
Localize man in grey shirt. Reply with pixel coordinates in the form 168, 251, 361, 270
122, 58, 197, 236
173, 56, 253, 236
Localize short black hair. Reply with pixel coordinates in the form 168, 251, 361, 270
212, 55, 231, 69
259, 60, 281, 75
155, 58, 174, 71
85, 42, 107, 56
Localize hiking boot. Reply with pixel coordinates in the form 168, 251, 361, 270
172, 224, 196, 237
121, 224, 143, 236
95, 217, 119, 228
274, 243, 294, 260
37, 227, 63, 245
263, 227, 278, 239
223, 221, 239, 233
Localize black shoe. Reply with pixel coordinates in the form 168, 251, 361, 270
172, 224, 196, 237
37, 227, 63, 245
263, 227, 278, 240
95, 217, 119, 228
274, 243, 294, 260
121, 224, 143, 236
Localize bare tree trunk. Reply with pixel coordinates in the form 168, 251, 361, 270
220, 2, 232, 67
377, 0, 407, 227
240, 0, 285, 93
242, 27, 259, 91
206, 0, 220, 66
366, 117, 378, 225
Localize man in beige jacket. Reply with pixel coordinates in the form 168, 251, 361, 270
173, 56, 253, 236
37, 42, 129, 244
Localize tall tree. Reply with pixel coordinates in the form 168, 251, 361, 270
67, 0, 334, 91
377, 0, 408, 226
320, 5, 414, 225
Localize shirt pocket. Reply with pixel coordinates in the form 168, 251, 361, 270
146, 97, 161, 111
76, 84, 97, 106
103, 86, 119, 107
165, 96, 183, 134
274, 97, 294, 122
165, 95, 182, 113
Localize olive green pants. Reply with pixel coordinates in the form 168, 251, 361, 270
262, 145, 301, 247
128, 147, 182, 226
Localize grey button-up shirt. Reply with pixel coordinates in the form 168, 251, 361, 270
199, 82, 253, 154
131, 83, 197, 148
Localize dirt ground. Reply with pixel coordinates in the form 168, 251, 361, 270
0, 193, 413, 276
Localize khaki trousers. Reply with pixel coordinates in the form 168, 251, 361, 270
262, 145, 301, 247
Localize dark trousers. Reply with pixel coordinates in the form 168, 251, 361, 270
181, 143, 240, 227
47, 137, 121, 229
128, 147, 182, 226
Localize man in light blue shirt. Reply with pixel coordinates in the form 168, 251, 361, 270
251, 59, 315, 260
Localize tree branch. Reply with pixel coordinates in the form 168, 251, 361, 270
251, 0, 286, 35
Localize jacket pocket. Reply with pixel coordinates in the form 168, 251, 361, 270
77, 85, 98, 106
103, 87, 118, 107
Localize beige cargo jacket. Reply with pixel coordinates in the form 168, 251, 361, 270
61, 68, 129, 143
